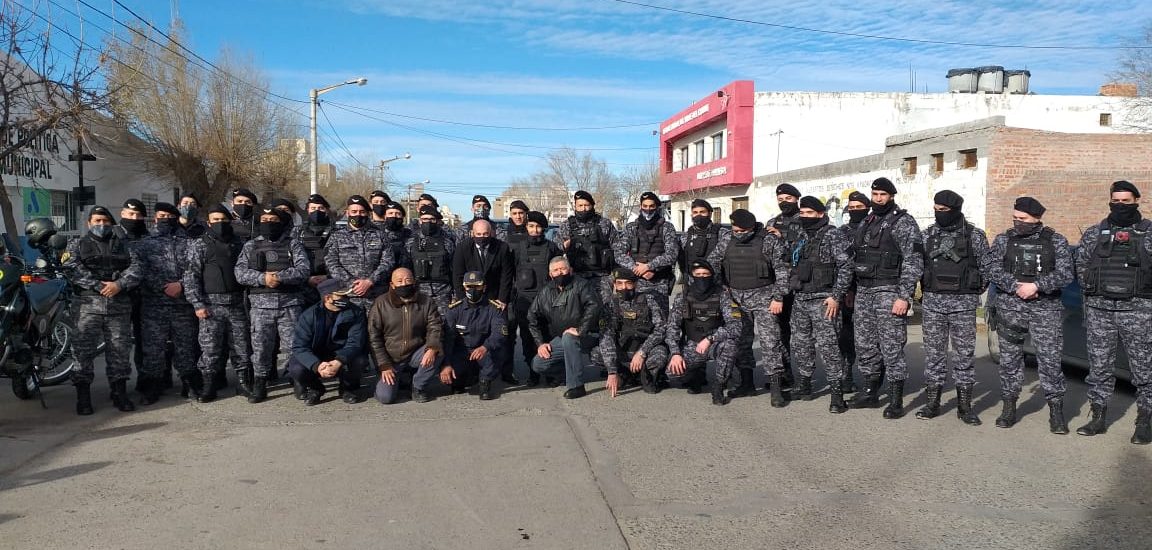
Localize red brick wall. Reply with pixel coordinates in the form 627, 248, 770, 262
985, 128, 1152, 242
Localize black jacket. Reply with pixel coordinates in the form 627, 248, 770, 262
291, 302, 368, 371
452, 237, 514, 302
528, 276, 602, 344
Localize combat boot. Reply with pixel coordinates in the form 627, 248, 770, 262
956, 385, 981, 426
768, 374, 787, 408
994, 397, 1018, 428
160, 368, 174, 390
197, 375, 218, 403
685, 369, 704, 394
842, 366, 857, 393
180, 371, 203, 401
1132, 409, 1152, 445
794, 375, 813, 401
138, 377, 161, 406
248, 377, 268, 404
727, 368, 756, 398
828, 380, 847, 414
110, 379, 136, 412
479, 380, 495, 401
711, 384, 731, 406
640, 369, 659, 394
1076, 403, 1108, 436
915, 385, 942, 420
526, 371, 541, 387
212, 367, 229, 391
75, 383, 94, 416
882, 380, 905, 419
1048, 398, 1069, 434
852, 374, 882, 409
236, 367, 254, 397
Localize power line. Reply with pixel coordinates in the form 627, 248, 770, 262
318, 102, 367, 167
324, 100, 659, 131
607, 0, 1152, 50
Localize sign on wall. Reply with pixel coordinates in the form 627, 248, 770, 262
22, 186, 51, 217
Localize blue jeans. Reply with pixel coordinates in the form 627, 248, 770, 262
374, 345, 444, 404
531, 334, 591, 389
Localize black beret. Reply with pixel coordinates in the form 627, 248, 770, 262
871, 177, 897, 195
1111, 180, 1141, 198
122, 199, 148, 216
179, 192, 200, 205
89, 205, 116, 224
526, 211, 548, 226
271, 198, 298, 213
384, 202, 406, 216
611, 267, 638, 281
799, 196, 826, 213
472, 195, 490, 206
418, 205, 443, 220
207, 204, 231, 218
418, 193, 439, 207
231, 188, 257, 202
1013, 197, 1046, 218
933, 190, 964, 210
639, 191, 661, 206
729, 208, 757, 229
154, 202, 180, 217
370, 190, 391, 201
573, 190, 595, 205
306, 194, 330, 208
690, 198, 713, 211
776, 184, 801, 198
509, 200, 529, 212
346, 195, 369, 207
259, 207, 292, 225
688, 259, 715, 274
847, 191, 871, 206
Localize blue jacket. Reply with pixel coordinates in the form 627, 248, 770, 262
291, 302, 368, 371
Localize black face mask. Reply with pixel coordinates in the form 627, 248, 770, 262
121, 218, 148, 236
779, 201, 799, 216
691, 215, 711, 229
734, 229, 757, 243
89, 225, 113, 240
689, 276, 714, 298
799, 216, 825, 229
1108, 203, 1142, 228
871, 201, 896, 216
330, 297, 351, 310
553, 273, 573, 287
371, 205, 388, 218
348, 215, 368, 229
233, 204, 253, 220
307, 211, 330, 226
473, 236, 491, 248
383, 218, 403, 231
574, 210, 594, 223
616, 288, 636, 302
420, 222, 439, 236
530, 234, 546, 245
465, 288, 485, 303
258, 221, 286, 241
394, 284, 417, 299
155, 218, 180, 235
1013, 220, 1042, 236
934, 210, 963, 229
848, 210, 869, 224
209, 221, 233, 240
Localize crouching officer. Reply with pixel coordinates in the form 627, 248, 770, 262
288, 279, 367, 406
600, 268, 669, 397
666, 260, 743, 405
441, 272, 508, 400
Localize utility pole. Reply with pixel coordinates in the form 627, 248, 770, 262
68, 135, 97, 230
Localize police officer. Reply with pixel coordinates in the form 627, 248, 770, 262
178, 193, 206, 238
406, 204, 457, 315
988, 197, 1073, 433
599, 268, 669, 397
504, 200, 531, 246
713, 209, 791, 407
407, 193, 439, 232
271, 198, 300, 227
1076, 180, 1152, 444
441, 272, 508, 400
511, 211, 564, 386
64, 206, 142, 415
235, 207, 311, 403
118, 199, 151, 390
325, 195, 395, 310
666, 260, 743, 405
678, 199, 729, 282
380, 201, 413, 270
288, 278, 367, 406
528, 257, 602, 399
369, 190, 391, 227
295, 193, 335, 302
916, 190, 993, 425
558, 190, 617, 297
766, 184, 804, 388
136, 202, 200, 404
838, 191, 871, 393
850, 177, 924, 419
229, 187, 259, 240
612, 192, 679, 312
788, 197, 853, 413
458, 194, 494, 240
183, 205, 253, 402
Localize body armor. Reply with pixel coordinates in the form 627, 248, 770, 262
790, 226, 837, 293
249, 238, 299, 294
567, 216, 613, 273
412, 233, 451, 284
1082, 221, 1152, 299
854, 211, 906, 287
514, 240, 552, 295
77, 235, 131, 294
629, 222, 672, 280
922, 224, 985, 294
201, 235, 244, 295
723, 229, 775, 290
297, 224, 331, 275
615, 299, 653, 355
682, 291, 723, 343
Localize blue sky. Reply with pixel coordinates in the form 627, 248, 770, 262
37, 0, 1151, 214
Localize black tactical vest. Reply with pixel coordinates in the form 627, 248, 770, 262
922, 224, 985, 294
78, 235, 132, 290
789, 226, 837, 293
567, 215, 613, 273
412, 233, 451, 283
682, 291, 723, 343
249, 238, 299, 294
514, 240, 552, 295
615, 298, 654, 354
1003, 227, 1056, 286
723, 229, 775, 290
297, 224, 331, 275
505, 225, 529, 247
854, 211, 906, 287
772, 215, 802, 247
1083, 221, 1152, 300
681, 223, 720, 272
232, 219, 254, 241
201, 235, 244, 295
629, 221, 672, 280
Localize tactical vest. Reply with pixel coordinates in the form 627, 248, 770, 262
682, 291, 723, 343
77, 235, 131, 293
514, 240, 552, 294
505, 225, 528, 247
723, 229, 776, 290
297, 224, 331, 275
789, 226, 837, 293
567, 216, 613, 273
681, 224, 720, 272
854, 211, 906, 287
772, 215, 802, 247
629, 221, 672, 280
249, 238, 300, 294
922, 224, 985, 294
201, 235, 244, 295
1082, 221, 1152, 300
412, 233, 451, 283
1003, 227, 1056, 286
232, 219, 254, 241
615, 298, 654, 355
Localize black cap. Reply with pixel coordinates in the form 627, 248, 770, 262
690, 198, 713, 212
611, 267, 637, 281
232, 188, 257, 202
462, 271, 486, 286
1013, 197, 1046, 218
179, 192, 200, 205
933, 190, 964, 210
1111, 180, 1141, 198
259, 207, 292, 225
847, 191, 871, 207
370, 190, 391, 201
306, 194, 330, 208
347, 195, 369, 207
688, 259, 715, 274
776, 184, 801, 198
573, 190, 595, 205
384, 201, 406, 217
122, 199, 148, 216
871, 177, 897, 195
526, 211, 548, 226
418, 193, 439, 207
207, 204, 231, 218
509, 200, 529, 212
639, 191, 661, 206
154, 202, 180, 217
88, 205, 116, 224
799, 196, 826, 213
729, 209, 757, 229
271, 198, 298, 213
472, 195, 491, 207
317, 278, 352, 297
418, 205, 443, 220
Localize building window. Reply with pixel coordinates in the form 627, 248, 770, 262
693, 140, 705, 166
1100, 113, 1112, 127
711, 131, 724, 161
678, 146, 689, 171
712, 207, 722, 224
958, 149, 978, 169
49, 190, 76, 232
902, 157, 917, 177
931, 153, 944, 176
732, 196, 749, 212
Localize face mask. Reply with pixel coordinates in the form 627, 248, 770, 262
155, 218, 179, 235
1108, 203, 1142, 228
640, 210, 657, 221
473, 236, 490, 248
1013, 220, 1042, 236
209, 221, 233, 239
474, 208, 490, 219
553, 272, 573, 287
420, 222, 438, 236
307, 211, 330, 226
616, 288, 636, 302
383, 218, 402, 231
257, 221, 286, 241
848, 210, 869, 224
934, 210, 963, 229
348, 215, 368, 229
530, 234, 545, 245
90, 225, 113, 240
233, 204, 253, 220
734, 230, 756, 243
179, 205, 198, 219
779, 201, 799, 216
371, 205, 388, 218
121, 218, 148, 236
331, 296, 351, 310
691, 215, 711, 229
689, 276, 714, 296
574, 210, 594, 223
800, 216, 823, 229
465, 288, 485, 303
871, 201, 896, 216
394, 284, 417, 299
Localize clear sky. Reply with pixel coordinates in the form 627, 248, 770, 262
31, 0, 1151, 215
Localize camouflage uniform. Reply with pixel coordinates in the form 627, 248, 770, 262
325, 225, 395, 309
788, 218, 853, 384
136, 230, 200, 381
767, 212, 803, 371
117, 228, 149, 377
665, 287, 743, 387
678, 222, 731, 283
612, 217, 680, 312
235, 234, 311, 378
293, 221, 334, 305
383, 225, 414, 271
557, 213, 617, 298
63, 232, 142, 385
595, 292, 669, 384
183, 232, 252, 383
406, 228, 457, 315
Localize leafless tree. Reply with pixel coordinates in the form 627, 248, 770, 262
1114, 22, 1152, 132
613, 157, 661, 226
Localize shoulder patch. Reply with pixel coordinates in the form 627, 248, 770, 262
448, 300, 462, 308
60, 252, 71, 263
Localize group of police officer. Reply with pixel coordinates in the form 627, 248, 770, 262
58, 179, 1151, 445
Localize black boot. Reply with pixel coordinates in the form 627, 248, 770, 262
768, 374, 787, 408
248, 377, 268, 404
1132, 409, 1152, 445
956, 385, 981, 426
780, 364, 795, 391
842, 366, 857, 394
828, 380, 847, 414
292, 378, 307, 400
915, 385, 942, 420
852, 374, 882, 409
479, 380, 495, 401
75, 383, 94, 416
526, 371, 541, 388
995, 397, 1018, 428
711, 384, 731, 406
160, 368, 174, 390
181, 371, 204, 401
1076, 403, 1108, 436
198, 373, 218, 403
1048, 398, 1069, 435
212, 368, 229, 391
237, 367, 254, 397
685, 369, 704, 395
882, 380, 905, 419
110, 379, 136, 412
728, 368, 756, 398
794, 375, 813, 401
139, 377, 162, 406
640, 369, 659, 394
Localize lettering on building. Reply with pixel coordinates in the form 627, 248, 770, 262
662, 104, 710, 135
0, 125, 62, 180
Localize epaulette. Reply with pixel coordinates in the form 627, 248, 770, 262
448, 300, 462, 308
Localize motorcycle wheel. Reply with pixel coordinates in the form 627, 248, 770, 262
36, 320, 80, 386
11, 373, 35, 400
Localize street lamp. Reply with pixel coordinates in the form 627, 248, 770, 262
375, 153, 413, 193
310, 77, 368, 194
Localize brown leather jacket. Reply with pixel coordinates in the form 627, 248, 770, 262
367, 290, 443, 371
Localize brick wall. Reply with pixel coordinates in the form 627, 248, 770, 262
985, 128, 1152, 241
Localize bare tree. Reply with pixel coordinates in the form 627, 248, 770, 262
612, 157, 661, 227
1114, 22, 1152, 132
0, 1, 114, 238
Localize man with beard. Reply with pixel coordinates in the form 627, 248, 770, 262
677, 199, 729, 283
406, 205, 457, 315
612, 192, 679, 312
850, 177, 924, 419
504, 200, 531, 246
557, 190, 617, 297
229, 187, 259, 241
766, 184, 804, 390
666, 260, 743, 405
838, 191, 872, 393
325, 195, 395, 310
511, 211, 564, 386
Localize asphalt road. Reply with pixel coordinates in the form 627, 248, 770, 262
1, 323, 1149, 549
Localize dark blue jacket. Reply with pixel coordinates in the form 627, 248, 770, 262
291, 302, 368, 371
443, 298, 507, 358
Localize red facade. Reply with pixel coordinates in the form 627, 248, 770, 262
658, 80, 755, 196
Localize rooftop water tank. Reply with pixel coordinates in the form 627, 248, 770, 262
976, 65, 1005, 93
1005, 69, 1031, 94
946, 68, 978, 93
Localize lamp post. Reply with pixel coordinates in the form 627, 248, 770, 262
310, 77, 368, 194
376, 153, 413, 193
